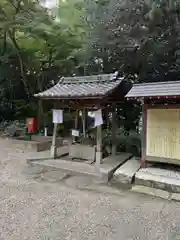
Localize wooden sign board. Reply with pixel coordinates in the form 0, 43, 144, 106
53, 109, 63, 123
146, 108, 180, 160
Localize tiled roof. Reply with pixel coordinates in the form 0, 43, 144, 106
126, 81, 180, 98
35, 72, 124, 99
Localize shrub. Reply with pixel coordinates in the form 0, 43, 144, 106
103, 128, 141, 157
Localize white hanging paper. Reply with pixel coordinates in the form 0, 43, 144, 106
53, 109, 63, 123
94, 109, 103, 127
72, 129, 80, 137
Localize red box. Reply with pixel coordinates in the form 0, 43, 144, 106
26, 118, 37, 133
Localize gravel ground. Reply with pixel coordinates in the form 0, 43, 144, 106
0, 139, 180, 240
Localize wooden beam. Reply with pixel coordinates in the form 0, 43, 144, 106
147, 104, 180, 109
146, 155, 180, 166
127, 96, 180, 101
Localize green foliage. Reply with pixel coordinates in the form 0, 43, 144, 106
1, 0, 180, 156
0, 0, 84, 121
102, 128, 141, 157
84, 0, 180, 82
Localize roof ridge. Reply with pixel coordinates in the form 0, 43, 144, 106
58, 77, 123, 85
34, 74, 126, 99
58, 72, 121, 84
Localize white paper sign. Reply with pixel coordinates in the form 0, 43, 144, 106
94, 109, 103, 127
53, 109, 63, 123
72, 129, 80, 137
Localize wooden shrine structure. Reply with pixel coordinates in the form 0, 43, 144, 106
126, 81, 180, 167
34, 72, 132, 167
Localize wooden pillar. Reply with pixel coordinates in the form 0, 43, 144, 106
51, 123, 58, 158
95, 124, 103, 168
104, 106, 109, 128
82, 108, 86, 139
38, 99, 43, 131
112, 104, 116, 156
141, 100, 147, 168
73, 110, 79, 142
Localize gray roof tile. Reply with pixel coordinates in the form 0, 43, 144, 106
126, 81, 180, 98
35, 72, 124, 99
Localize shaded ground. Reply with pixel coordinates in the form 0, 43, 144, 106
0, 139, 180, 240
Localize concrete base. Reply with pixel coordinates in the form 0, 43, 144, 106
135, 167, 180, 193
27, 146, 69, 163
113, 157, 140, 185
27, 152, 132, 183
5, 136, 63, 152
50, 145, 57, 158
69, 144, 96, 162
95, 151, 103, 167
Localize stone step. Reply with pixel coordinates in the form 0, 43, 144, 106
131, 185, 170, 200
112, 157, 140, 185
99, 153, 132, 183
28, 152, 132, 183
29, 158, 99, 177
135, 167, 180, 193
131, 186, 180, 202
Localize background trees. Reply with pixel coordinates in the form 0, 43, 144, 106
0, 0, 83, 121
0, 0, 180, 137
84, 0, 180, 81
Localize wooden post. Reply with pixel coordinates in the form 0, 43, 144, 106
51, 123, 58, 158
38, 99, 43, 131
105, 107, 110, 129
73, 110, 79, 142
141, 100, 147, 168
95, 124, 103, 168
82, 108, 86, 139
112, 104, 116, 156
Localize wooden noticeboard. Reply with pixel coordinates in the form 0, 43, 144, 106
146, 108, 180, 160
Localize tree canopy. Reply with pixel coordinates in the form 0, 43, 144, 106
84, 0, 180, 82
0, 0, 84, 120
0, 0, 180, 134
